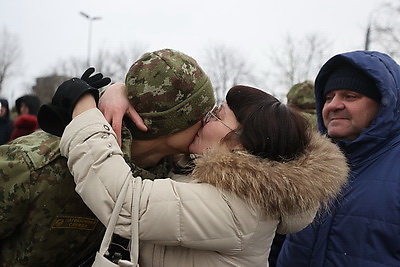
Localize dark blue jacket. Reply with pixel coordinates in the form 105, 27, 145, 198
0, 98, 13, 145
277, 51, 400, 266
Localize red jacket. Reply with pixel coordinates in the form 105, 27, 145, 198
10, 114, 39, 141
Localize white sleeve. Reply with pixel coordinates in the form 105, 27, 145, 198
276, 207, 318, 234
60, 108, 135, 235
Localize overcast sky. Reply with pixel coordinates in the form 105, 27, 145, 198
0, 0, 392, 103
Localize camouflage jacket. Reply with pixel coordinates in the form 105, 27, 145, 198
0, 128, 171, 267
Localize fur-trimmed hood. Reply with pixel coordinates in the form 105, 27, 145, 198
192, 132, 349, 217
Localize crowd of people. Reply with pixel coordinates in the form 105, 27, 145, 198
0, 48, 399, 266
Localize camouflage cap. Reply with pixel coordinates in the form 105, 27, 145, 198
287, 81, 316, 111
124, 49, 216, 140
287, 81, 317, 129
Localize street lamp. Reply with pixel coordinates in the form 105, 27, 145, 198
365, 20, 372, 50
364, 3, 391, 50
80, 11, 101, 66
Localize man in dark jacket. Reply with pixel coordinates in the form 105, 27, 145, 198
277, 50, 400, 266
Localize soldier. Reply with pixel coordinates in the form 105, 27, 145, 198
268, 80, 318, 267
0, 48, 215, 266
286, 80, 317, 129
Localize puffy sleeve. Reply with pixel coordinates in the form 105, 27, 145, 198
60, 108, 261, 253
276, 208, 318, 234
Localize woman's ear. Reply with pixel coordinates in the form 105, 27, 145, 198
221, 130, 243, 150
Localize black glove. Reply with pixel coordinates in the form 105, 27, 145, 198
80, 67, 112, 89
38, 67, 111, 137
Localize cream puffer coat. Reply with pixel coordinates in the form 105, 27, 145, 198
60, 109, 349, 267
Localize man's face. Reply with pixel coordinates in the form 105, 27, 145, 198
322, 89, 380, 141
167, 121, 203, 153
19, 102, 30, 115
0, 103, 6, 118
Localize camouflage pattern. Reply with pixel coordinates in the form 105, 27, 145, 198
125, 49, 216, 140
287, 80, 317, 129
287, 80, 316, 111
0, 128, 171, 266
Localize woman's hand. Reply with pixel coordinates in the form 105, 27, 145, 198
72, 93, 97, 118
38, 68, 110, 137
99, 83, 147, 146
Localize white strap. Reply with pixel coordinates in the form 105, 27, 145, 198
98, 176, 131, 255
117, 177, 142, 266
130, 177, 142, 264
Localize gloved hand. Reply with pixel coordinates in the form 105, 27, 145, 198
38, 67, 111, 136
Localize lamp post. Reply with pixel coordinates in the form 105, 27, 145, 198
80, 12, 101, 66
365, 20, 371, 50
364, 3, 391, 51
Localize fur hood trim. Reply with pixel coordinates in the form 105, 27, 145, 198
192, 132, 349, 217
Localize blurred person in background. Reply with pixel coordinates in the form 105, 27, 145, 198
0, 98, 14, 145
286, 80, 317, 129
15, 94, 41, 116
9, 94, 41, 141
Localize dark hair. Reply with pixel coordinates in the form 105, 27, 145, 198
15, 95, 41, 116
225, 85, 311, 162
0, 98, 10, 119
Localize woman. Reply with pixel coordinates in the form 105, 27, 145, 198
60, 85, 348, 266
10, 94, 41, 140
9, 114, 39, 141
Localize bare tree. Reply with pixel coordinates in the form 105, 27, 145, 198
95, 43, 147, 82
0, 27, 22, 95
267, 33, 330, 97
202, 45, 257, 103
51, 57, 87, 78
366, 1, 400, 60
48, 43, 147, 83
